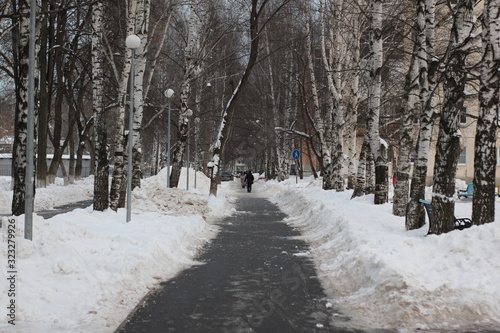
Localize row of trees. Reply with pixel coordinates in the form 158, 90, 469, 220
2, 0, 498, 235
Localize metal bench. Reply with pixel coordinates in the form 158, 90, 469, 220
419, 199, 472, 230
457, 183, 474, 199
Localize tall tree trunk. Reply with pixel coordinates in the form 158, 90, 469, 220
109, 0, 136, 211
430, 0, 475, 235
36, 0, 51, 188
76, 117, 93, 179
131, 0, 150, 189
394, 41, 419, 217
91, 0, 109, 211
351, 139, 369, 198
46, 5, 68, 184
366, 0, 387, 204
170, 2, 202, 188
320, 0, 344, 191
304, 1, 333, 190
406, 0, 437, 230
472, 0, 500, 225
346, 6, 361, 190
11, 0, 34, 216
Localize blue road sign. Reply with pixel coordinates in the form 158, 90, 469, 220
292, 149, 300, 160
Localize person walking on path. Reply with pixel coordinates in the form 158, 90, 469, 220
244, 170, 254, 193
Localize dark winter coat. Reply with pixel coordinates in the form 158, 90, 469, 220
244, 173, 254, 185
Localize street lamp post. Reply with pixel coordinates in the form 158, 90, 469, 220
164, 88, 174, 187
185, 109, 193, 190
194, 117, 200, 189
25, 0, 37, 240
125, 34, 140, 222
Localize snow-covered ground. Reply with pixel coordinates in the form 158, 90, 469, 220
1, 171, 499, 332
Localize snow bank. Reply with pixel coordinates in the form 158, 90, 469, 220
0, 176, 94, 214
266, 177, 500, 332
0, 168, 231, 333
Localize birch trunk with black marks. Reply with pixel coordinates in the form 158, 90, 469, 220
304, 1, 334, 190
430, 0, 475, 235
366, 0, 387, 204
320, 0, 344, 191
109, 0, 136, 211
351, 139, 369, 198
394, 43, 419, 217
406, 0, 437, 229
11, 0, 33, 216
345, 6, 361, 190
131, 0, 150, 189
92, 0, 109, 211
170, 2, 202, 188
472, 0, 500, 225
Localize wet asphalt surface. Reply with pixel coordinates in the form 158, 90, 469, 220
36, 199, 93, 219
0, 199, 93, 226
115, 195, 362, 333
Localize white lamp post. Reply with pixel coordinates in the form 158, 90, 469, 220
185, 109, 193, 190
25, 0, 37, 240
164, 88, 174, 187
194, 117, 200, 189
125, 34, 140, 222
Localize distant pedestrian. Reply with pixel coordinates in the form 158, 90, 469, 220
240, 171, 246, 188
244, 170, 254, 193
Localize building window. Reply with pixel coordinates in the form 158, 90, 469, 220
459, 107, 467, 126
458, 147, 466, 165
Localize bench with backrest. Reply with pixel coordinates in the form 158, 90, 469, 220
419, 199, 472, 231
457, 183, 474, 199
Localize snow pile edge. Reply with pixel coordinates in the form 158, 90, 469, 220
269, 179, 500, 332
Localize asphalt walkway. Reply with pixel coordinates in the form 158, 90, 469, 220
115, 191, 360, 333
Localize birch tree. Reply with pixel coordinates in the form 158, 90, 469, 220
394, 42, 419, 217
366, 0, 387, 204
406, 0, 437, 229
319, 0, 345, 191
303, 1, 338, 191
345, 2, 362, 190
109, 1, 136, 211
170, 1, 204, 188
92, 0, 109, 211
130, 0, 150, 189
430, 0, 476, 235
11, 0, 35, 216
471, 0, 500, 225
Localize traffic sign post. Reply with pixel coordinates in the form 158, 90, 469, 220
292, 150, 300, 184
